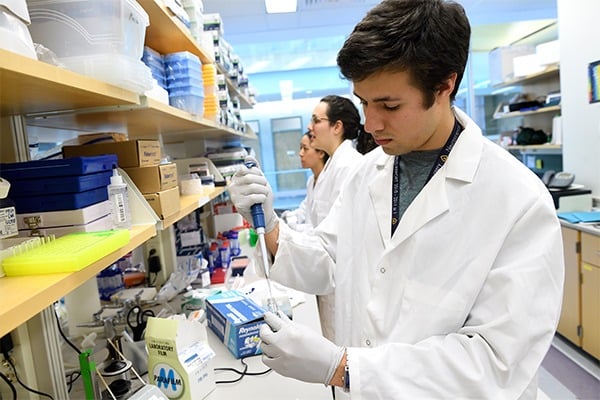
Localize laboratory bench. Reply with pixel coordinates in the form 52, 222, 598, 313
63, 288, 330, 400
557, 220, 600, 361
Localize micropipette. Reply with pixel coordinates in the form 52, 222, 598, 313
244, 161, 279, 313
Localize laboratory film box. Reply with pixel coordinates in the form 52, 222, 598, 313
123, 163, 178, 193
205, 290, 266, 359
62, 140, 161, 168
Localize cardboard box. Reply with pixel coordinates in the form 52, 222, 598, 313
62, 140, 161, 168
144, 186, 181, 219
146, 317, 216, 400
124, 163, 178, 193
205, 290, 266, 359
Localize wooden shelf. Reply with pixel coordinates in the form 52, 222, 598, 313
506, 144, 562, 154
493, 64, 560, 89
493, 104, 561, 120
25, 96, 256, 142
140, 0, 213, 64
0, 49, 139, 117
0, 223, 157, 338
139, 0, 254, 110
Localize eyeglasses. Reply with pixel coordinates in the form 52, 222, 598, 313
311, 115, 330, 125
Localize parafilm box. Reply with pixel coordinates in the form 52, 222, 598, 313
205, 290, 266, 358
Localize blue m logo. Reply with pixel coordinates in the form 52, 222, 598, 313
156, 368, 177, 391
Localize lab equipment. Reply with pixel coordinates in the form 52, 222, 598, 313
243, 161, 279, 313
126, 305, 155, 341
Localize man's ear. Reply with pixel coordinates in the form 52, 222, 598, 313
438, 72, 458, 98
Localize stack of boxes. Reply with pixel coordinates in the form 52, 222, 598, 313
165, 51, 205, 116
183, 0, 205, 44
0, 155, 117, 237
62, 139, 181, 220
143, 46, 167, 91
27, 0, 153, 94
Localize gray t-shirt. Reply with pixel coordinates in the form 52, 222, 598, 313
398, 149, 440, 220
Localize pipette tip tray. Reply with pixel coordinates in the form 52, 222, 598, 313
1, 229, 130, 276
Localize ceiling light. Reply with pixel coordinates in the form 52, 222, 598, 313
265, 0, 297, 14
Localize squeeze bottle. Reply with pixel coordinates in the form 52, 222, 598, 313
107, 166, 131, 229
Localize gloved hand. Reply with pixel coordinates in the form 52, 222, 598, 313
228, 156, 278, 233
259, 311, 345, 385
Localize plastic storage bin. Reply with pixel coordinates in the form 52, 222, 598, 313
164, 51, 202, 77
169, 85, 205, 116
27, 0, 149, 59
60, 53, 153, 93
0, 5, 36, 59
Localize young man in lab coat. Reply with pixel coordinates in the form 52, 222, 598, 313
228, 0, 564, 398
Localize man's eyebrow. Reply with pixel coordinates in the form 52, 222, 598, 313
353, 92, 401, 103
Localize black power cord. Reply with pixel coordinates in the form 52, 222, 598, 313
214, 356, 271, 384
0, 370, 17, 400
5, 357, 54, 400
54, 303, 82, 355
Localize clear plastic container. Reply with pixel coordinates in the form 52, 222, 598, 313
27, 0, 149, 59
60, 54, 153, 93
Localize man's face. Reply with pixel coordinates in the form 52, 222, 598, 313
353, 70, 449, 156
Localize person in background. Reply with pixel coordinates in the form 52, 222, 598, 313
289, 95, 365, 343
355, 129, 379, 154
281, 131, 329, 231
228, 0, 564, 398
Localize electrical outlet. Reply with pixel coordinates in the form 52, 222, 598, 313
0, 358, 15, 382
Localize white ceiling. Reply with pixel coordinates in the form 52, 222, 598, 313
201, 0, 558, 74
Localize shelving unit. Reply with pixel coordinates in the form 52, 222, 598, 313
492, 64, 561, 133
0, 0, 252, 354
140, 0, 254, 110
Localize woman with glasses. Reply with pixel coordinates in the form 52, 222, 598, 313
281, 131, 329, 231
302, 94, 366, 343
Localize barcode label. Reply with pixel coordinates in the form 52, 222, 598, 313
114, 193, 127, 223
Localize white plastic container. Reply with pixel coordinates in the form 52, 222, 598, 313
27, 0, 149, 59
0, 6, 36, 59
107, 167, 131, 229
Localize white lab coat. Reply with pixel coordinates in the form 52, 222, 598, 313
271, 108, 564, 399
308, 139, 362, 341
283, 174, 316, 231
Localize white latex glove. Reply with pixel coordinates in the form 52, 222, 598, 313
259, 311, 345, 385
228, 156, 278, 233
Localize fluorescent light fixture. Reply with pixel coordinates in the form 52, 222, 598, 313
265, 0, 297, 14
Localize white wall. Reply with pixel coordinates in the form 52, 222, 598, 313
558, 0, 600, 199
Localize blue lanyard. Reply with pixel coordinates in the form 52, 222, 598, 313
391, 118, 463, 236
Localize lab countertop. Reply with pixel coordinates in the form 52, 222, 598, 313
559, 219, 600, 236
204, 293, 331, 400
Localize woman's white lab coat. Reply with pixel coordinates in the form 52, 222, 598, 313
271, 108, 564, 399
308, 139, 362, 341
282, 174, 315, 230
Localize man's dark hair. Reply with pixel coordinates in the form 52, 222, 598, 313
337, 0, 471, 108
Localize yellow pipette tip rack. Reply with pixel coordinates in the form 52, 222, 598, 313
1, 229, 130, 276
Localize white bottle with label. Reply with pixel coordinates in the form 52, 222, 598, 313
107, 167, 131, 229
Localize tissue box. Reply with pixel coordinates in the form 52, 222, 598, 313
146, 317, 216, 400
205, 290, 266, 358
